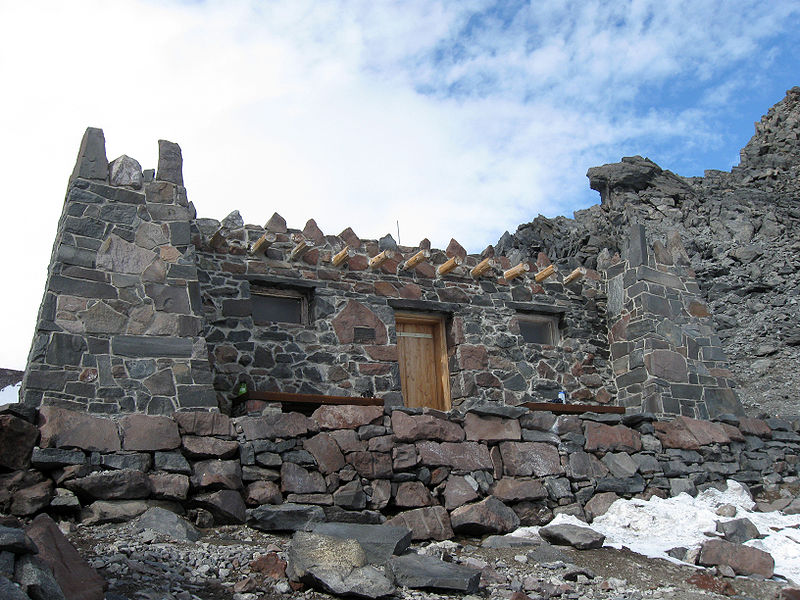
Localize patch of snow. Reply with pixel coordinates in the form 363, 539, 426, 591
0, 382, 21, 404
511, 480, 800, 585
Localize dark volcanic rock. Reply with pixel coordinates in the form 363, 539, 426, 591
539, 523, 606, 550
386, 552, 481, 593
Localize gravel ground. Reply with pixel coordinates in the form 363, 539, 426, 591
63, 519, 791, 600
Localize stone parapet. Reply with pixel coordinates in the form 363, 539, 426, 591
1, 405, 796, 533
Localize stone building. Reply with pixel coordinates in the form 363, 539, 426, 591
20, 128, 743, 419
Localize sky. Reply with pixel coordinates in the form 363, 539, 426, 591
0, 0, 799, 370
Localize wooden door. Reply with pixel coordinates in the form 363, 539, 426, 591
395, 314, 450, 410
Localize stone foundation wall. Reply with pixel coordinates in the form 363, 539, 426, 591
2, 404, 796, 536
606, 225, 743, 419
194, 213, 613, 409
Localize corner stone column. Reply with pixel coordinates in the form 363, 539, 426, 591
21, 128, 217, 415
605, 224, 743, 418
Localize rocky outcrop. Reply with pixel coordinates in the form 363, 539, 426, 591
497, 87, 800, 418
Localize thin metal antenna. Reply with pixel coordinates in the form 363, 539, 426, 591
396, 220, 400, 245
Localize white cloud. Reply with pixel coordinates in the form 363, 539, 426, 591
0, 0, 798, 369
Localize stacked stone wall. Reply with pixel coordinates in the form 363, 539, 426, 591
194, 214, 614, 409
20, 129, 216, 414
606, 225, 743, 419
1, 404, 797, 535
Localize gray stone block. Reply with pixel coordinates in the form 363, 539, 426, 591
386, 552, 481, 593
156, 140, 183, 185
111, 336, 193, 358
248, 503, 325, 532
70, 127, 108, 182
311, 523, 411, 565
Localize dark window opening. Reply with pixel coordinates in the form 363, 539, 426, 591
252, 288, 308, 325
518, 313, 560, 345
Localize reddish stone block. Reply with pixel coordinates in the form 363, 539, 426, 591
312, 405, 383, 430
583, 422, 642, 453
394, 481, 435, 507
654, 420, 700, 450
392, 444, 419, 470
346, 451, 393, 479
398, 284, 422, 300
738, 417, 771, 438
149, 472, 190, 500
698, 539, 774, 578
386, 506, 453, 541
491, 478, 547, 502
458, 345, 488, 370
192, 459, 243, 491
499, 442, 563, 477
182, 435, 239, 459
121, 415, 181, 451
0, 415, 38, 470
331, 300, 388, 344
174, 411, 232, 437
374, 281, 398, 297
26, 514, 106, 600
251, 552, 287, 579
464, 413, 521, 442
676, 416, 730, 445
245, 481, 282, 506
392, 411, 465, 442
364, 344, 398, 361
475, 372, 501, 388
328, 429, 365, 453
39, 406, 121, 452
358, 363, 392, 375
443, 476, 479, 510
237, 413, 309, 440
450, 496, 520, 534
304, 432, 345, 474
416, 441, 493, 471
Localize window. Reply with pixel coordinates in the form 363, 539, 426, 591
517, 312, 560, 345
252, 288, 307, 325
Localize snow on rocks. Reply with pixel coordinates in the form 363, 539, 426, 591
512, 479, 800, 585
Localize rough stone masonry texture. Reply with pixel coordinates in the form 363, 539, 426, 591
20, 123, 752, 419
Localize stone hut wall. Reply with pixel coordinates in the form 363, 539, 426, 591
193, 213, 614, 409
1, 404, 797, 534
20, 129, 217, 414
606, 225, 743, 419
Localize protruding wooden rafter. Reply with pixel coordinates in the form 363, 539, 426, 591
400, 249, 430, 271
369, 249, 394, 269
470, 257, 493, 279
436, 256, 462, 277
289, 237, 310, 260
563, 267, 586, 285
331, 246, 353, 267
503, 262, 530, 281
534, 264, 556, 283
250, 232, 277, 255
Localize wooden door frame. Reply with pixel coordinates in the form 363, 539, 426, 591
394, 312, 451, 410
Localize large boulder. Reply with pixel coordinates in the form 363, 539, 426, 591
386, 552, 481, 593
286, 532, 395, 598
698, 539, 774, 578
450, 496, 520, 535
0, 415, 38, 470
311, 523, 411, 565
25, 514, 106, 600
539, 524, 605, 550
132, 507, 200, 542
248, 503, 325, 532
